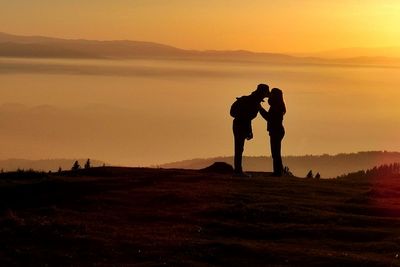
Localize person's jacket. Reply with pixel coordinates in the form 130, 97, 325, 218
260, 106, 284, 134
231, 95, 261, 136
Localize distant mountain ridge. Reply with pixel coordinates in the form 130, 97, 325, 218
159, 151, 400, 178
0, 32, 290, 61
0, 32, 187, 59
1, 32, 399, 65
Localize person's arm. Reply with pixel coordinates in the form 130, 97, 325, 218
259, 106, 269, 121
246, 132, 253, 140
246, 122, 253, 140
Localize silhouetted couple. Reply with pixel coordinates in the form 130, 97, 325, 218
230, 84, 286, 177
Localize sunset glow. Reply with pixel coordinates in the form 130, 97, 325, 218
1, 1, 400, 168
3, 2, 400, 264
1, 1, 400, 53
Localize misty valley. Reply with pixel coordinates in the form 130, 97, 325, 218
1, 57, 400, 170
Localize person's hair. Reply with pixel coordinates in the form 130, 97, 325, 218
268, 88, 286, 114
251, 83, 269, 100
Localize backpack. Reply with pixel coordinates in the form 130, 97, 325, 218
230, 95, 260, 119
230, 96, 248, 118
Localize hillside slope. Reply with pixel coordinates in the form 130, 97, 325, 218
0, 167, 399, 266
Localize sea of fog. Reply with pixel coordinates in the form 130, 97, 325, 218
1, 57, 400, 166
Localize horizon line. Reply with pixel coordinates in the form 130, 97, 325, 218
2, 31, 400, 57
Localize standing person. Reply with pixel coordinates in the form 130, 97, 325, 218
260, 88, 286, 177
230, 84, 269, 177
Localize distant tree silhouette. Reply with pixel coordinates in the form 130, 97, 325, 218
366, 163, 400, 177
338, 162, 400, 179
84, 159, 91, 169
71, 160, 81, 171
306, 170, 313, 178
315, 172, 321, 179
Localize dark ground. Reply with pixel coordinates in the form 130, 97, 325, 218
1, 167, 400, 266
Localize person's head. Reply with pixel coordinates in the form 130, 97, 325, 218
251, 83, 269, 102
268, 88, 286, 114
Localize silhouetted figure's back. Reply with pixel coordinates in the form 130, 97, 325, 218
230, 95, 260, 137
230, 84, 269, 177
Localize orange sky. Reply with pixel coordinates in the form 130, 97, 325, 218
1, 1, 400, 53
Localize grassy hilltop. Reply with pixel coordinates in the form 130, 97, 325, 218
0, 167, 400, 266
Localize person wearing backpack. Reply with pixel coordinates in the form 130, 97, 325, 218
230, 84, 269, 177
259, 88, 286, 177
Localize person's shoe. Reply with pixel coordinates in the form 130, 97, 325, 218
232, 172, 252, 178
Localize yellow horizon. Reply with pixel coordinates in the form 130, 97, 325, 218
1, 1, 400, 53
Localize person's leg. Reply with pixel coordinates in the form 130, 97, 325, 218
234, 133, 245, 173
233, 120, 253, 177
270, 133, 283, 176
270, 135, 277, 174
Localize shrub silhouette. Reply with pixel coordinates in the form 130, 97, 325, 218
84, 159, 91, 169
283, 166, 294, 177
71, 161, 81, 171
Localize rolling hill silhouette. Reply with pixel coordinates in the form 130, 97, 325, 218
0, 32, 289, 61
160, 151, 400, 178
0, 32, 185, 59
1, 32, 399, 65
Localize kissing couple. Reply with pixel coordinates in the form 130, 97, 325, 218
230, 84, 286, 177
